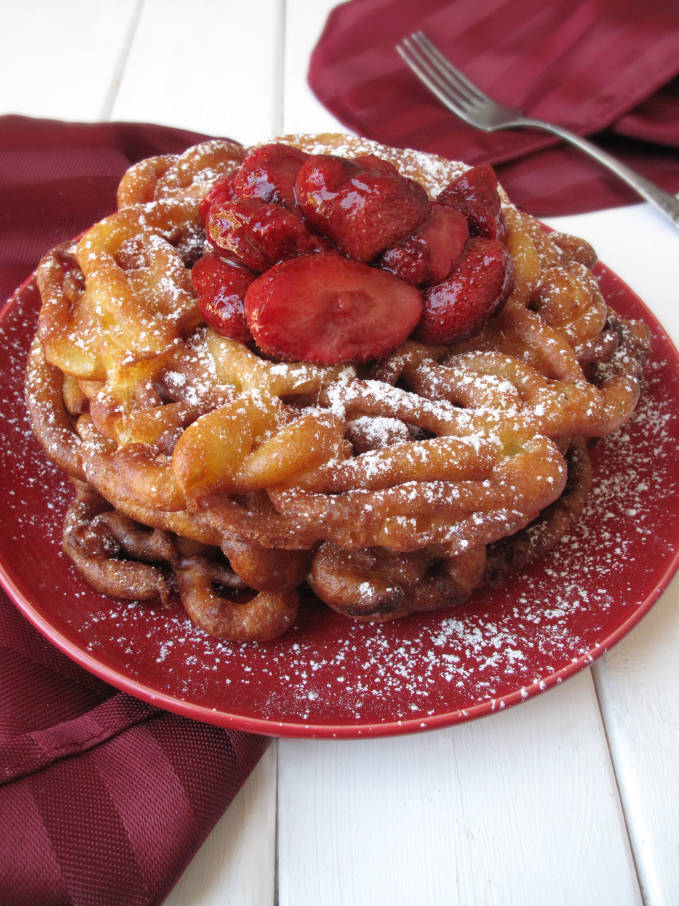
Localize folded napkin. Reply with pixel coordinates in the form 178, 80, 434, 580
308, 0, 679, 216
0, 116, 268, 906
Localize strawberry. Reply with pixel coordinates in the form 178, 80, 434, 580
206, 198, 325, 272
379, 203, 469, 286
233, 143, 309, 210
351, 153, 402, 176
417, 238, 514, 344
199, 174, 237, 223
438, 164, 507, 241
294, 153, 429, 262
191, 252, 254, 341
245, 253, 423, 364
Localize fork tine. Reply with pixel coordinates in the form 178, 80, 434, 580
410, 32, 491, 107
397, 36, 473, 118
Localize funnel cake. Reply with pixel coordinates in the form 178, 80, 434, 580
25, 134, 650, 641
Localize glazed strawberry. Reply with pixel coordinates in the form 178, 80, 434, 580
191, 252, 254, 341
351, 153, 401, 176
206, 198, 325, 272
294, 153, 429, 262
417, 238, 513, 344
438, 165, 507, 241
233, 143, 309, 210
245, 253, 423, 364
199, 174, 237, 223
380, 203, 469, 286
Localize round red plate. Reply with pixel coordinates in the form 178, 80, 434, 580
1, 266, 678, 738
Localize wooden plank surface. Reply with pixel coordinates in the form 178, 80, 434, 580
0, 0, 139, 121
283, 0, 346, 136
110, 0, 285, 144
277, 672, 641, 906
1, 1, 678, 903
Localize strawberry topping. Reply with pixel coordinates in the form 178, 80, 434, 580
294, 154, 429, 262
191, 252, 254, 342
417, 238, 514, 344
380, 203, 469, 286
199, 174, 237, 223
206, 198, 325, 272
193, 148, 516, 362
244, 253, 423, 364
233, 143, 309, 210
351, 153, 402, 176
438, 165, 507, 241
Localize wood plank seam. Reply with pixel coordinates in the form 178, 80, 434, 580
100, 0, 145, 121
274, 738, 281, 906
273, 0, 287, 136
592, 662, 647, 904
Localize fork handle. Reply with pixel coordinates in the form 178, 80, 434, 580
520, 118, 679, 228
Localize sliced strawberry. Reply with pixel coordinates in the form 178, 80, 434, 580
206, 198, 325, 272
294, 153, 429, 262
438, 164, 507, 241
417, 238, 514, 344
380, 203, 469, 286
351, 153, 401, 176
199, 174, 237, 223
191, 252, 254, 341
233, 143, 309, 210
245, 253, 423, 364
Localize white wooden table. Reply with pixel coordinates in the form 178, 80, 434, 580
2, 2, 678, 903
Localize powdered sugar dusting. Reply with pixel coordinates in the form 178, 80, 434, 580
1, 275, 678, 737
279, 133, 470, 198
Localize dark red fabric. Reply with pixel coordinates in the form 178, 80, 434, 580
308, 0, 679, 215
0, 116, 267, 906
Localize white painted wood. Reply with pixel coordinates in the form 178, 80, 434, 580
110, 0, 285, 143
165, 742, 278, 906
0, 0, 138, 120
282, 0, 347, 135
278, 671, 641, 906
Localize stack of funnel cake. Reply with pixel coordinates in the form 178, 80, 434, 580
26, 134, 649, 641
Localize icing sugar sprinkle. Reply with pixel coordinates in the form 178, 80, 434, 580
1, 280, 677, 735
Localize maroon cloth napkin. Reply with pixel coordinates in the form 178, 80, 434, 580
0, 116, 268, 906
308, 0, 679, 216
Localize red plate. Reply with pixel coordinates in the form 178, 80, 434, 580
1, 265, 679, 738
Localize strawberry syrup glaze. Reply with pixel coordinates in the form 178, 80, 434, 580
1, 266, 678, 738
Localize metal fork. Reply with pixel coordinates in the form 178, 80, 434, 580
397, 31, 679, 229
